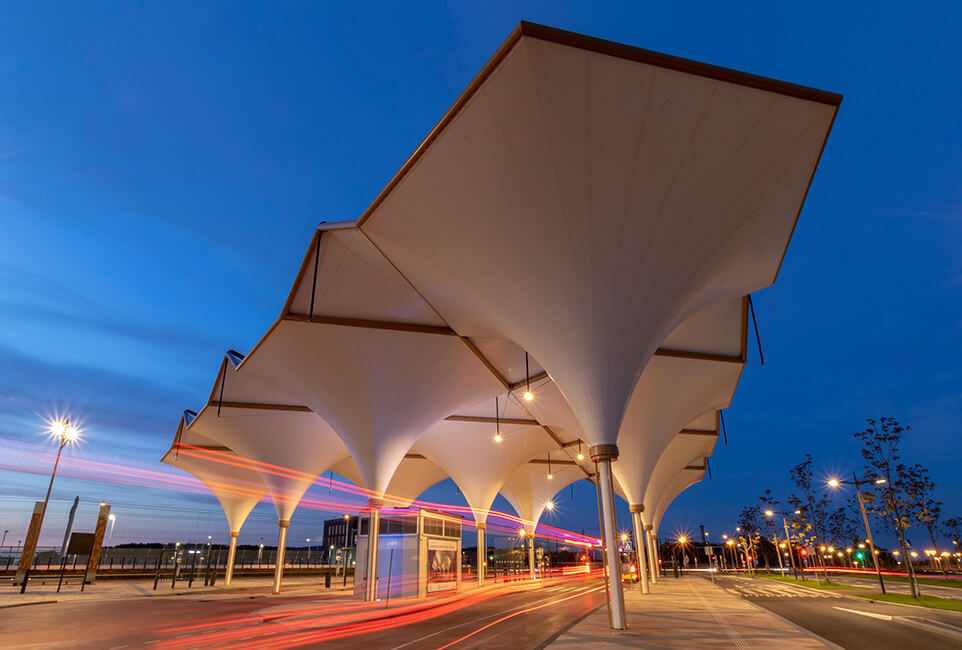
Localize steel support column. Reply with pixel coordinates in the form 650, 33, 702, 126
365, 498, 382, 601
630, 505, 649, 595
225, 531, 239, 585
477, 523, 486, 587
273, 520, 289, 594
592, 445, 626, 630
528, 531, 536, 581
644, 523, 658, 583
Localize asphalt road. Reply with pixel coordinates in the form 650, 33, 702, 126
716, 575, 962, 649
0, 578, 605, 649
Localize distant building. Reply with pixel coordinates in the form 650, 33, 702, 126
322, 516, 359, 560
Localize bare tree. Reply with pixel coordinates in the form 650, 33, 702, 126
944, 517, 962, 558
737, 505, 764, 571
788, 454, 831, 575
854, 417, 921, 598
903, 463, 945, 576
825, 506, 858, 564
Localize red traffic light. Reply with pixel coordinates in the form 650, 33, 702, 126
747, 555, 753, 561
800, 549, 807, 556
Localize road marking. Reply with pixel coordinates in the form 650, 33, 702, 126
833, 606, 893, 621
108, 646, 129, 649
435, 585, 605, 649
389, 583, 600, 650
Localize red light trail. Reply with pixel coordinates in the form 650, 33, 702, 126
0, 437, 599, 546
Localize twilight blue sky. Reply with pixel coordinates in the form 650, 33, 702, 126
1, 2, 959, 551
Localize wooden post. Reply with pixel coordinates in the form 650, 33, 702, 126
84, 503, 111, 585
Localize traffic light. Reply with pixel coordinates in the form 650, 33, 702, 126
800, 548, 807, 556
855, 552, 864, 561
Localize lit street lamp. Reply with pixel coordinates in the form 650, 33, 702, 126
545, 501, 554, 578
20, 417, 81, 589
827, 475, 887, 594
42, 417, 81, 518
765, 508, 798, 579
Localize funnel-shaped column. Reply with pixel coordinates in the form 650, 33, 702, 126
417, 399, 558, 583
611, 298, 744, 512
359, 28, 836, 630
329, 452, 448, 509
499, 455, 588, 577
360, 27, 838, 453
162, 417, 269, 587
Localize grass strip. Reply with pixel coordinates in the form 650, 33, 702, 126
876, 575, 962, 589
855, 592, 962, 612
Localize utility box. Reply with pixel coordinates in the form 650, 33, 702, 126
354, 508, 462, 600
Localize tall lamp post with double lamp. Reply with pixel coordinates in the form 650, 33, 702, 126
765, 508, 802, 580
827, 476, 887, 594
19, 417, 81, 590
42, 417, 81, 518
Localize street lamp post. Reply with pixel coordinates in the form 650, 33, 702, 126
42, 418, 80, 520
765, 509, 799, 579
827, 475, 886, 594
18, 417, 81, 589
545, 501, 554, 579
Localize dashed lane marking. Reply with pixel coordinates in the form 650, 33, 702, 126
833, 607, 893, 621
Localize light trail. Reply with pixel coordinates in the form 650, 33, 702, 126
435, 583, 605, 649
1, 436, 599, 547
169, 574, 604, 650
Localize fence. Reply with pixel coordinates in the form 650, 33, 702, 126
0, 545, 351, 575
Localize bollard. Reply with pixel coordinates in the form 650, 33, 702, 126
325, 572, 332, 588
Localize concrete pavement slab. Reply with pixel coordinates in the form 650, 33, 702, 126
549, 576, 838, 648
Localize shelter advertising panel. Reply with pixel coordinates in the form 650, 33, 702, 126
426, 538, 458, 593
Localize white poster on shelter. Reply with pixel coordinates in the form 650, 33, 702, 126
426, 538, 458, 593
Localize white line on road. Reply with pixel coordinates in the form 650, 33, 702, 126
833, 606, 893, 621
388, 583, 599, 650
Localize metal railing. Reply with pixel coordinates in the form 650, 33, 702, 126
1, 545, 354, 575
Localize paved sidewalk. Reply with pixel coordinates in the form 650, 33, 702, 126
0, 574, 353, 606
550, 576, 837, 648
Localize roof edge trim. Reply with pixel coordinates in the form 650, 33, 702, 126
518, 21, 843, 107
317, 220, 358, 232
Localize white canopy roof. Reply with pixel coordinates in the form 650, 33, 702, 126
237, 228, 506, 496
186, 355, 350, 521
328, 450, 449, 508
652, 464, 707, 534
499, 455, 588, 534
611, 297, 744, 508
358, 22, 839, 448
415, 395, 558, 524
161, 412, 268, 533
641, 410, 718, 517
